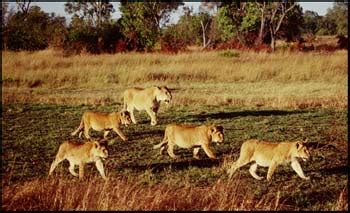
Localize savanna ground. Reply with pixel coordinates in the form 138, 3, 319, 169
1, 37, 348, 210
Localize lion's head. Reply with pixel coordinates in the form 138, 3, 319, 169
208, 125, 224, 143
295, 141, 310, 161
91, 141, 108, 159
155, 86, 172, 104
120, 110, 132, 126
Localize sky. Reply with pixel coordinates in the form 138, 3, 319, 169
7, 2, 335, 24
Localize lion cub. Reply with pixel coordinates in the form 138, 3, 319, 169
123, 86, 172, 126
227, 139, 310, 181
71, 110, 131, 141
49, 140, 108, 180
154, 124, 224, 159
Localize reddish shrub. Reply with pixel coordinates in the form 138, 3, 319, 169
160, 36, 186, 54
115, 40, 127, 53
337, 35, 348, 50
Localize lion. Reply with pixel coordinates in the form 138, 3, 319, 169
227, 139, 310, 181
71, 110, 131, 141
122, 86, 172, 126
48, 140, 109, 180
153, 124, 224, 159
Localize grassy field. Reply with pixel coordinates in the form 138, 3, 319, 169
1, 44, 348, 210
2, 48, 348, 108
2, 103, 348, 210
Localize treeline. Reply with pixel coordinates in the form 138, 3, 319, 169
1, 1, 348, 54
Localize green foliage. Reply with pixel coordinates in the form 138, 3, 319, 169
64, 1, 115, 29
240, 3, 260, 33
160, 24, 187, 53
5, 6, 66, 51
119, 2, 182, 51
215, 6, 239, 42
325, 2, 348, 35
302, 10, 321, 35
277, 4, 303, 42
303, 3, 348, 36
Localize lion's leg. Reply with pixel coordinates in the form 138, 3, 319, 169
103, 130, 110, 139
266, 162, 278, 181
95, 159, 107, 180
227, 156, 251, 178
113, 128, 128, 141
84, 125, 91, 139
78, 163, 85, 180
68, 162, 78, 177
160, 146, 166, 155
249, 163, 264, 180
146, 108, 157, 126
167, 143, 178, 159
202, 144, 217, 159
193, 147, 201, 160
291, 160, 310, 180
48, 157, 64, 176
128, 107, 137, 124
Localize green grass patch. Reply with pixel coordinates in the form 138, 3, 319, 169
2, 103, 348, 210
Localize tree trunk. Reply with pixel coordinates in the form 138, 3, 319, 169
201, 20, 206, 48
270, 31, 275, 51
255, 3, 266, 46
269, 23, 275, 51
256, 13, 265, 45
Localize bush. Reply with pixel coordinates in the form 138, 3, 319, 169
219, 50, 240, 57
160, 26, 187, 53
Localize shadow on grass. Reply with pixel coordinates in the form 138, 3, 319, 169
310, 165, 348, 176
193, 109, 307, 121
117, 158, 222, 172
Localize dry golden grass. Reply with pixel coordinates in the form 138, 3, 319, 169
2, 48, 348, 108
2, 176, 347, 211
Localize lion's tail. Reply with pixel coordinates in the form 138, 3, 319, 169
153, 132, 168, 149
71, 117, 84, 137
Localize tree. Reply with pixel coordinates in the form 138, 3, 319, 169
46, 13, 68, 49
6, 5, 51, 51
119, 1, 182, 51
65, 1, 115, 29
215, 2, 244, 42
325, 2, 348, 35
16, 0, 31, 15
199, 12, 212, 49
303, 10, 321, 35
267, 2, 297, 51
277, 4, 303, 42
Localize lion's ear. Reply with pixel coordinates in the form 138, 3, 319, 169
296, 142, 303, 150
303, 139, 308, 144
93, 141, 100, 149
121, 111, 125, 117
216, 125, 224, 133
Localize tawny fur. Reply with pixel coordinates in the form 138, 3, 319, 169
227, 139, 310, 181
48, 140, 109, 180
123, 86, 172, 126
154, 124, 224, 159
71, 110, 131, 141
